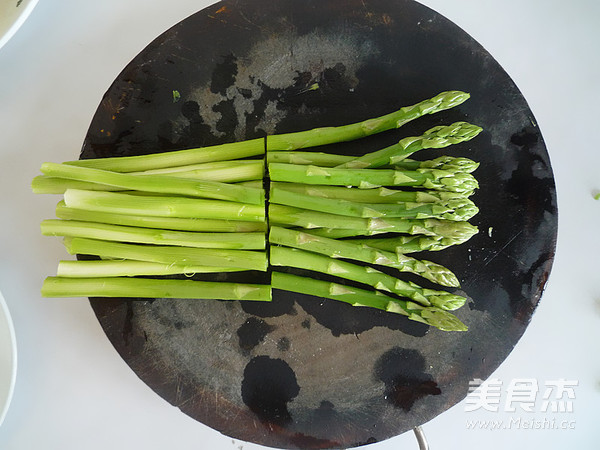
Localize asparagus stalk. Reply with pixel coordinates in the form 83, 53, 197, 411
266, 91, 470, 150
269, 204, 479, 239
335, 122, 482, 169
268, 163, 478, 193
267, 152, 480, 174
267, 151, 353, 167
62, 189, 266, 222
130, 159, 264, 182
347, 233, 473, 253
63, 237, 268, 271
40, 162, 264, 205
56, 260, 246, 277
42, 276, 272, 301
271, 182, 471, 204
63, 138, 265, 172
291, 228, 388, 239
269, 226, 460, 287
269, 185, 478, 221
55, 201, 267, 232
271, 272, 467, 331
270, 246, 466, 310
32, 176, 121, 195
41, 219, 265, 249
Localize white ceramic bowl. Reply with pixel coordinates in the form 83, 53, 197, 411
0, 0, 39, 50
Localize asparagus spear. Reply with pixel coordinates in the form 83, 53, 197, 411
271, 182, 471, 204
291, 228, 388, 239
347, 233, 473, 253
335, 122, 482, 169
267, 151, 353, 167
55, 201, 267, 232
32, 160, 266, 195
63, 237, 268, 271
40, 162, 264, 205
267, 152, 480, 174
41, 219, 265, 249
63, 138, 265, 172
130, 159, 263, 179
62, 189, 266, 222
56, 260, 246, 277
266, 91, 470, 151
270, 246, 466, 310
269, 185, 478, 221
31, 176, 122, 195
269, 204, 479, 239
268, 163, 478, 193
42, 276, 272, 301
271, 272, 467, 331
269, 226, 460, 287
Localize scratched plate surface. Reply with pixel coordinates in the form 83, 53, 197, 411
82, 0, 557, 448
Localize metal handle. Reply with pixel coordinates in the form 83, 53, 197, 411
413, 426, 429, 450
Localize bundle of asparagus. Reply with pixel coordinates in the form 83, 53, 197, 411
34, 139, 273, 302
34, 90, 481, 331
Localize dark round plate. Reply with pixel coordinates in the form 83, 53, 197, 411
80, 0, 557, 448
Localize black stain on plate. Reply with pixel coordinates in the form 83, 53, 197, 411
374, 347, 441, 411
240, 294, 296, 318
241, 356, 300, 426
237, 317, 276, 352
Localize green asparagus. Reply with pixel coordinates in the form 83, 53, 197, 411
269, 185, 478, 221
42, 276, 272, 301
335, 122, 482, 169
266, 91, 470, 150
62, 189, 266, 222
269, 204, 479, 239
64, 138, 265, 172
56, 260, 246, 277
271, 272, 467, 331
40, 162, 264, 205
55, 201, 267, 232
63, 237, 268, 271
268, 163, 478, 193
270, 246, 466, 310
41, 219, 265, 249
269, 226, 460, 287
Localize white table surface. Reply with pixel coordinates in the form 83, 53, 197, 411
0, 1, 597, 448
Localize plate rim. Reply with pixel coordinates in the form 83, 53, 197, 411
0, 0, 40, 50
0, 289, 18, 427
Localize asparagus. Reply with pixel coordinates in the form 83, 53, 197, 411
63, 138, 265, 172
269, 226, 460, 287
41, 219, 265, 249
291, 228, 388, 239
347, 234, 473, 253
267, 152, 480, 174
42, 276, 272, 301
55, 201, 267, 233
130, 159, 263, 179
56, 260, 246, 277
269, 185, 478, 221
268, 163, 478, 193
267, 151, 353, 167
269, 204, 479, 239
271, 182, 472, 204
270, 246, 466, 310
266, 91, 470, 150
335, 122, 482, 169
40, 162, 264, 205
271, 272, 466, 331
63, 237, 268, 271
32, 176, 121, 195
62, 189, 266, 222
